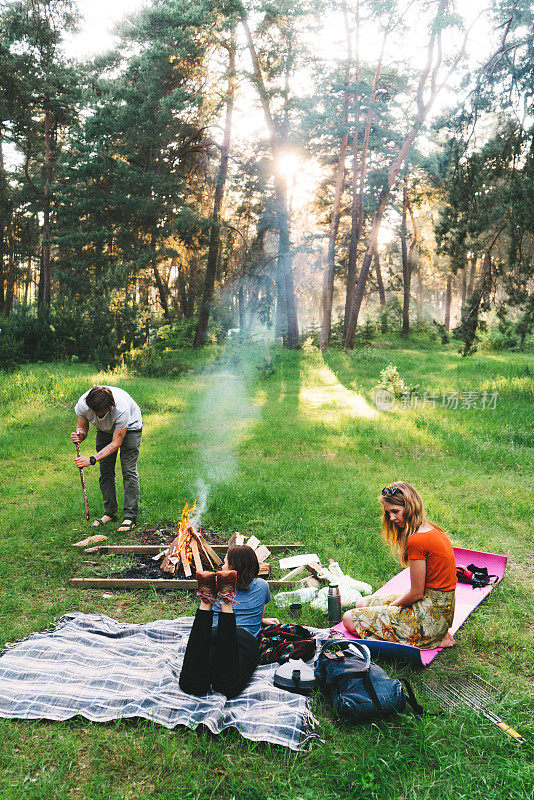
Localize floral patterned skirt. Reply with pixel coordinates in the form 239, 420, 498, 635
348, 587, 456, 649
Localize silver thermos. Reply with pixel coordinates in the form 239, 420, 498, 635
327, 583, 342, 625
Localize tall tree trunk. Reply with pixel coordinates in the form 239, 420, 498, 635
461, 248, 495, 354
0, 132, 6, 314
194, 27, 236, 347
5, 222, 15, 314
461, 267, 467, 306
374, 248, 385, 306
344, 20, 388, 343
177, 268, 188, 317
400, 175, 410, 336
240, 13, 299, 347
344, 0, 450, 349
150, 231, 171, 320
153, 263, 171, 320
401, 181, 418, 337
185, 256, 198, 318
343, 3, 361, 339
444, 273, 452, 330
0, 259, 4, 313
39, 100, 52, 309
467, 258, 477, 296
275, 272, 287, 340
416, 265, 423, 316
320, 1, 351, 352
246, 285, 258, 330
238, 283, 246, 329
24, 257, 32, 305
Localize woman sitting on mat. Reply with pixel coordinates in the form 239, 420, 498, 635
179, 545, 279, 699
343, 482, 456, 649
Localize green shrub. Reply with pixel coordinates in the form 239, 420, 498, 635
354, 318, 377, 347
373, 363, 409, 398
124, 346, 192, 378
412, 316, 439, 341
433, 321, 451, 344
0, 308, 56, 367
0, 328, 24, 372
0, 298, 146, 371
303, 317, 379, 349
481, 316, 531, 352
152, 316, 226, 351
377, 297, 402, 334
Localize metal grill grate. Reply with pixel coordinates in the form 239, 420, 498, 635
422, 675, 525, 743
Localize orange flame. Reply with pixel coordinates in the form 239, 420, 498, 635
176, 502, 198, 564
161, 501, 201, 574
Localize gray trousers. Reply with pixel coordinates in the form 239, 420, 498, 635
95, 429, 142, 521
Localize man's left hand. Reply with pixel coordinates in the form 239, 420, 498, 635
75, 456, 91, 468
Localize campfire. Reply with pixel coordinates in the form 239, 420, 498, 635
160, 502, 223, 578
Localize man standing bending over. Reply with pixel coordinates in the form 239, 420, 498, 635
71, 385, 142, 532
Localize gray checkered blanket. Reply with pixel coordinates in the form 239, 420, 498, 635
0, 613, 319, 751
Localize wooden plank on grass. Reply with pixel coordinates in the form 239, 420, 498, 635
87, 544, 302, 555
69, 578, 294, 590
280, 565, 306, 582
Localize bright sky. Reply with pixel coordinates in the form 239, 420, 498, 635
64, 0, 149, 58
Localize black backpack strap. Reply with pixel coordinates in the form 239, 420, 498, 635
362, 671, 383, 714
402, 679, 424, 714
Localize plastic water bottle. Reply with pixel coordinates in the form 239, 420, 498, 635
327, 583, 342, 625
274, 587, 319, 608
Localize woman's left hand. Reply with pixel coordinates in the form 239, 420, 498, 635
262, 617, 280, 626
75, 456, 91, 468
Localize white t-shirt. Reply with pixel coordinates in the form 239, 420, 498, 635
75, 387, 142, 432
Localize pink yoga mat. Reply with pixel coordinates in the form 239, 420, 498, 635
331, 547, 507, 666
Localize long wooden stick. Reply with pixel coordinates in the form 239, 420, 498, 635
84, 544, 301, 555
75, 442, 90, 520
69, 578, 293, 590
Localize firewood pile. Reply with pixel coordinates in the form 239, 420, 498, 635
157, 503, 272, 579
159, 502, 223, 577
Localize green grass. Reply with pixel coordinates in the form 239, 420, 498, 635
0, 339, 533, 800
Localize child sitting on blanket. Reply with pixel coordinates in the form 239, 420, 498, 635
179, 545, 279, 699
342, 482, 457, 650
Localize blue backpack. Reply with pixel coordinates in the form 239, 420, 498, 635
315, 639, 423, 723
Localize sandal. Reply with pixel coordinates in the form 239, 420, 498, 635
117, 519, 136, 532
92, 515, 117, 527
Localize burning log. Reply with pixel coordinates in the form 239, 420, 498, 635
161, 502, 223, 578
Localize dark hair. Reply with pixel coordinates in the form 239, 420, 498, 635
226, 545, 259, 591
86, 386, 114, 414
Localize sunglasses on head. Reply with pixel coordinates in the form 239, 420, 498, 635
381, 485, 402, 498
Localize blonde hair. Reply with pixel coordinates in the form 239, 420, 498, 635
379, 481, 438, 566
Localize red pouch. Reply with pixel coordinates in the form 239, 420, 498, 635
456, 566, 474, 584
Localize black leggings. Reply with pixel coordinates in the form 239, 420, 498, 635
179, 609, 260, 699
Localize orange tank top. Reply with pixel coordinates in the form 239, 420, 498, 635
406, 526, 457, 592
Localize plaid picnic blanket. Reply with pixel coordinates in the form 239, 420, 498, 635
0, 613, 319, 751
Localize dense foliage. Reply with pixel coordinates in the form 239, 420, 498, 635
0, 0, 532, 368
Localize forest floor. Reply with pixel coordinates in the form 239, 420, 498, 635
0, 337, 533, 800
